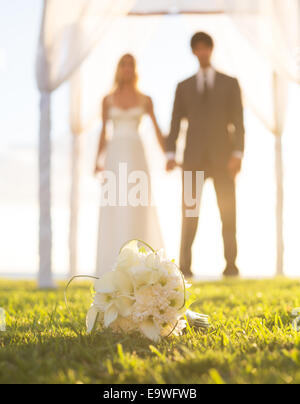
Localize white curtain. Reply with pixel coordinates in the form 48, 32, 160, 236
68, 15, 161, 278
224, 0, 299, 276
131, 0, 224, 14
184, 14, 277, 132
36, 0, 135, 288
225, 0, 300, 83
70, 16, 162, 133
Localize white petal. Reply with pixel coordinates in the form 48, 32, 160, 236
162, 261, 181, 279
150, 270, 161, 285
94, 293, 111, 310
115, 296, 134, 317
116, 243, 140, 271
114, 270, 133, 295
146, 253, 160, 269
130, 265, 154, 287
156, 249, 165, 259
140, 320, 161, 342
94, 272, 116, 294
104, 304, 118, 328
86, 305, 99, 333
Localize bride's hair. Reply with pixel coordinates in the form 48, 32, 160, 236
113, 54, 139, 90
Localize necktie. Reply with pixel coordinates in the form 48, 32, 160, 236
203, 71, 209, 99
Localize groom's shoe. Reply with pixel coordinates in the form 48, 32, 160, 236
223, 265, 240, 278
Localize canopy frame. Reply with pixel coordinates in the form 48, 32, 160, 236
128, 10, 225, 16
37, 1, 287, 287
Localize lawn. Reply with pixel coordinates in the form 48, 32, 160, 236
0, 278, 300, 384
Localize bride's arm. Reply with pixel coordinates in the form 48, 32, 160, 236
145, 96, 165, 152
94, 97, 109, 174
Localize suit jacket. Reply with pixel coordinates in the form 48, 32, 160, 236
166, 72, 245, 172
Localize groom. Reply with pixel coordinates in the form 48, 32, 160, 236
166, 32, 245, 278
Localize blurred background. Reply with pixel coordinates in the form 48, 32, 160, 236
1, 0, 300, 281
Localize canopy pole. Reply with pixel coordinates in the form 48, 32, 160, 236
275, 135, 284, 276
273, 72, 285, 277
37, 1, 55, 289
69, 45, 83, 278
38, 92, 55, 289
69, 133, 81, 278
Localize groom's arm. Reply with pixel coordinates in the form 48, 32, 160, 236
227, 78, 245, 178
230, 78, 245, 156
166, 83, 185, 159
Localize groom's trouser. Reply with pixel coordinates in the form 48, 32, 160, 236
180, 168, 237, 275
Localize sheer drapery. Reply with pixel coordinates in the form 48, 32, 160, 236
70, 16, 162, 134
36, 0, 135, 287
130, 0, 225, 14
186, 1, 295, 276
225, 0, 300, 84
223, 0, 296, 276
68, 15, 161, 277
37, 0, 136, 92
184, 14, 277, 133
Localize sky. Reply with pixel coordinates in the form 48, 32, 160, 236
1, 0, 300, 279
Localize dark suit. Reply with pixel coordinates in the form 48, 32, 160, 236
166, 72, 245, 274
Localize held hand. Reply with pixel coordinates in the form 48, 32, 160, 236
228, 156, 242, 179
94, 164, 104, 176
166, 159, 177, 172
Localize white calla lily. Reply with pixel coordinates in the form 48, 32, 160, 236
95, 292, 134, 328
145, 253, 161, 270
104, 303, 119, 328
94, 292, 113, 310
116, 246, 140, 272
129, 265, 153, 288
115, 296, 134, 317
86, 305, 99, 334
140, 319, 161, 342
169, 291, 185, 309
113, 270, 133, 295
95, 270, 133, 296
94, 272, 116, 294
161, 260, 178, 275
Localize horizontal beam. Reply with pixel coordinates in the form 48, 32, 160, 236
128, 10, 225, 16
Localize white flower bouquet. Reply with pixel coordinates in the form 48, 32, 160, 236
83, 240, 209, 342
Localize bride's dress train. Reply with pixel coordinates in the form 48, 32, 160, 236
96, 105, 164, 276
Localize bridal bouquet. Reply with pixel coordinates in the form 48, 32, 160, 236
85, 240, 209, 342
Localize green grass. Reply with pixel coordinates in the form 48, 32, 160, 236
1, 278, 300, 384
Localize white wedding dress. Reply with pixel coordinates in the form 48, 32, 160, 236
96, 105, 164, 276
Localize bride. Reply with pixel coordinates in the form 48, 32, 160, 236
94, 54, 165, 276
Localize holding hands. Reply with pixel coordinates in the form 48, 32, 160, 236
227, 156, 242, 179
166, 159, 178, 172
